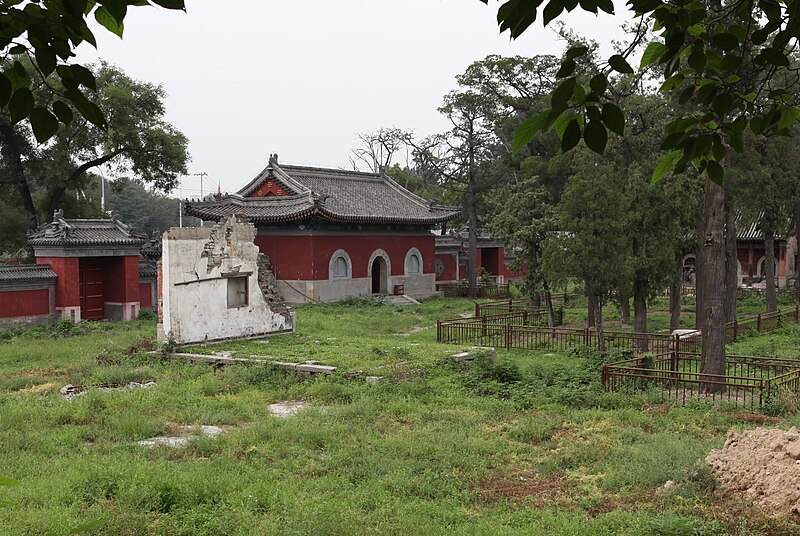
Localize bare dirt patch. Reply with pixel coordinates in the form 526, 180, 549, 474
728, 411, 781, 425
479, 470, 570, 504
644, 403, 672, 415
707, 427, 800, 517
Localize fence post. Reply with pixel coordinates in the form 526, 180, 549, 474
671, 334, 679, 378
505, 323, 512, 349
733, 320, 738, 342
757, 313, 762, 333
475, 302, 480, 317
564, 291, 568, 305
436, 320, 441, 342
584, 327, 590, 347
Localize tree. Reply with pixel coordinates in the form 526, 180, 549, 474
411, 90, 498, 297
349, 128, 410, 173
733, 131, 800, 312
610, 93, 702, 350
482, 0, 800, 183
544, 153, 632, 352
0, 0, 185, 140
490, 157, 559, 326
0, 62, 189, 227
104, 177, 197, 235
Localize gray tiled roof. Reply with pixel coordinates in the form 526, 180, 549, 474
139, 259, 158, 278
0, 264, 57, 282
435, 229, 504, 249
736, 212, 787, 242
28, 217, 147, 247
186, 158, 461, 225
140, 231, 162, 259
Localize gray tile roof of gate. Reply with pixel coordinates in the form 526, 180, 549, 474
28, 217, 147, 247
0, 264, 57, 282
185, 159, 461, 225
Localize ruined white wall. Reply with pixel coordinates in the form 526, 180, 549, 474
158, 218, 294, 344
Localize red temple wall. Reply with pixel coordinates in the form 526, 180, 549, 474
139, 282, 153, 308
254, 236, 315, 280
311, 235, 435, 279
0, 289, 50, 318
36, 257, 79, 308
435, 253, 458, 281
105, 256, 140, 303
255, 234, 436, 281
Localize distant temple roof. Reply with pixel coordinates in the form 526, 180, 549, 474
434, 229, 505, 250
27, 211, 147, 247
736, 212, 788, 242
139, 259, 158, 278
0, 264, 57, 282
140, 231, 163, 259
185, 155, 461, 225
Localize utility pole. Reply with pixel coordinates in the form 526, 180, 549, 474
193, 172, 208, 199
178, 175, 183, 228
193, 172, 208, 227
99, 168, 105, 213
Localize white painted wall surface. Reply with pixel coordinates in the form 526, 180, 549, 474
159, 220, 293, 344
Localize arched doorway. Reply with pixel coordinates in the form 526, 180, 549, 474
371, 256, 387, 294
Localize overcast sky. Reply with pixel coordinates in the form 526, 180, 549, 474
76, 1, 629, 198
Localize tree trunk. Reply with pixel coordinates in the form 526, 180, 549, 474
695, 218, 704, 330
587, 291, 596, 327
0, 123, 38, 227
543, 281, 555, 333
669, 252, 682, 332
724, 195, 738, 323
45, 147, 128, 218
699, 177, 727, 392
633, 276, 648, 353
619, 297, 630, 325
595, 298, 605, 353
795, 203, 800, 304
765, 228, 777, 313
467, 189, 478, 299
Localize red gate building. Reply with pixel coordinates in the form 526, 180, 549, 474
28, 211, 146, 321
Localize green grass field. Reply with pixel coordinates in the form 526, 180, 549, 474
1, 298, 799, 535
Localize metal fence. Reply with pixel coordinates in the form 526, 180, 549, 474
436, 320, 690, 354
438, 283, 510, 299
601, 352, 800, 410
474, 295, 580, 316
438, 305, 800, 353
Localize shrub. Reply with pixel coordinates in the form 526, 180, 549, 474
137, 309, 158, 321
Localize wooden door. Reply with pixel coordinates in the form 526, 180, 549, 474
79, 258, 105, 320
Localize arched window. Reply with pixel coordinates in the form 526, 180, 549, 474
757, 256, 778, 278
328, 249, 352, 279
405, 248, 423, 275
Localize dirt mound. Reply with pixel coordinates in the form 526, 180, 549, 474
707, 427, 800, 517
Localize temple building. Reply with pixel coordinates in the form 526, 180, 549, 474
27, 212, 146, 321
186, 154, 461, 303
